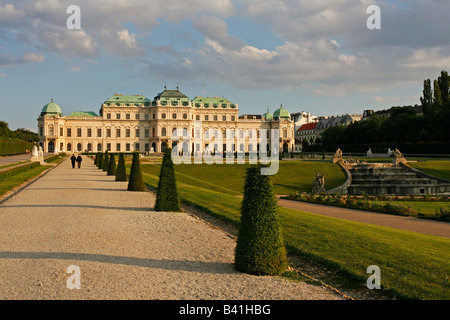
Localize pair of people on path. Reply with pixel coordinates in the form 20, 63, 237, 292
70, 154, 82, 169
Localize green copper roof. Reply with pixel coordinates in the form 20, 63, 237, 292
263, 109, 273, 120
104, 94, 151, 106
154, 87, 190, 101
273, 105, 290, 119
68, 111, 98, 117
41, 99, 63, 116
192, 96, 235, 108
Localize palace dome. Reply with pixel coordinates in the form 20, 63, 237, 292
263, 109, 273, 120
273, 105, 290, 119
41, 99, 63, 116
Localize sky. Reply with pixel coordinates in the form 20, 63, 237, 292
1, 0, 449, 132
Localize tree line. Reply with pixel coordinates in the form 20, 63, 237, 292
0, 121, 38, 143
321, 71, 450, 149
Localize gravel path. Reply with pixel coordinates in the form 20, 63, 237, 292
0, 157, 342, 300
277, 197, 450, 238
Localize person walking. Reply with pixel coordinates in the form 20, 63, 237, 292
76, 154, 82, 169
70, 154, 76, 169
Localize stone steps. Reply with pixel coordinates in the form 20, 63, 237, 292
347, 163, 450, 195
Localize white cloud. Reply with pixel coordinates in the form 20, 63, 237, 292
117, 29, 138, 49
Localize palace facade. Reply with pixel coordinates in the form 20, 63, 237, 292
37, 87, 295, 155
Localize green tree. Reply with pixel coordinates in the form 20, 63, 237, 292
127, 152, 145, 191
102, 150, 109, 171
107, 153, 117, 176
115, 153, 127, 181
234, 165, 288, 275
438, 70, 449, 104
155, 148, 181, 212
434, 79, 442, 107
420, 79, 433, 115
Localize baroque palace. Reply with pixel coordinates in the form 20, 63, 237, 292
38, 87, 295, 155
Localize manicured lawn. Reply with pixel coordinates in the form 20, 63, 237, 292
408, 161, 450, 181
138, 160, 347, 195
129, 160, 450, 299
0, 164, 51, 196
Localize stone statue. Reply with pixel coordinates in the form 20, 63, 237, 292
366, 148, 372, 157
312, 173, 327, 194
332, 148, 343, 163
31, 146, 38, 160
393, 148, 406, 165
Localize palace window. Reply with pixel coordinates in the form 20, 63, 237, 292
87, 128, 92, 137
97, 143, 102, 152
116, 113, 121, 120
172, 113, 177, 119
196, 115, 200, 121
87, 143, 92, 152
161, 113, 166, 119
60, 127, 63, 137
135, 143, 140, 151
145, 128, 149, 138
222, 115, 226, 121
136, 128, 140, 138
135, 113, 140, 120
183, 113, 187, 119
77, 128, 82, 137
152, 127, 155, 137
97, 128, 102, 137
107, 143, 111, 151
67, 143, 72, 151
213, 115, 218, 121
161, 128, 166, 136
126, 128, 130, 138
126, 114, 130, 120
126, 143, 130, 152
145, 114, 149, 120
67, 128, 72, 137
107, 129, 111, 137
107, 113, 111, 119
49, 126, 54, 136
231, 116, 235, 121
116, 128, 121, 138
205, 115, 209, 121
116, 143, 121, 152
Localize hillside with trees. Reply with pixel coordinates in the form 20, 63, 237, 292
320, 71, 450, 154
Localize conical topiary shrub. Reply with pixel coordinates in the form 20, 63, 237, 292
107, 153, 117, 176
127, 152, 145, 191
102, 150, 109, 172
97, 153, 103, 169
115, 153, 127, 181
94, 153, 99, 167
155, 148, 181, 212
234, 164, 288, 275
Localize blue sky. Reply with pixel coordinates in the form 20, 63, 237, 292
1, 0, 449, 131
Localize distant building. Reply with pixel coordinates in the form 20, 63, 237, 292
37, 87, 296, 155
314, 114, 362, 136
294, 122, 318, 152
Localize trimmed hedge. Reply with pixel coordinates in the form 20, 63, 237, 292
127, 152, 145, 191
97, 153, 103, 169
115, 153, 127, 181
155, 148, 181, 212
102, 150, 109, 171
234, 164, 288, 275
107, 153, 117, 176
0, 140, 36, 156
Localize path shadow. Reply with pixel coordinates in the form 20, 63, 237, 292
1, 204, 155, 212
0, 251, 237, 275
